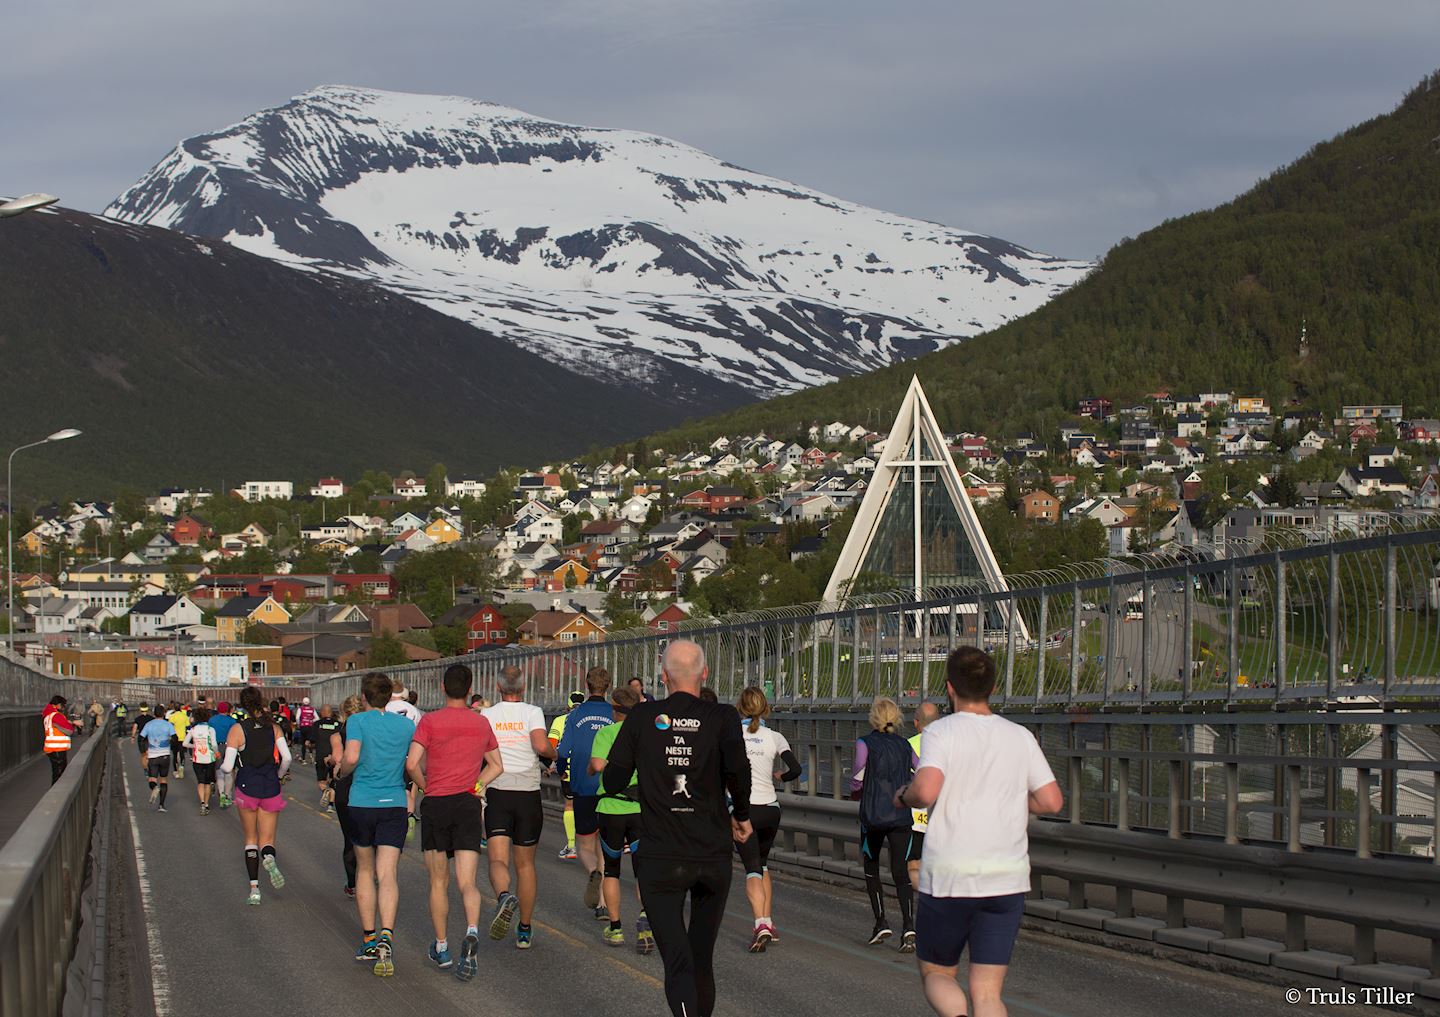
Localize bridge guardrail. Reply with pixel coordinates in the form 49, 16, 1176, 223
766, 791, 1440, 995
0, 714, 110, 1017
287, 528, 1440, 715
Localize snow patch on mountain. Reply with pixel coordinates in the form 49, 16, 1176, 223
108, 85, 1090, 397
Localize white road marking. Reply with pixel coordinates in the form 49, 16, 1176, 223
121, 767, 171, 1017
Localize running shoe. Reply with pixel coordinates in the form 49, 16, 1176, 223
218, 794, 230, 809
584, 870, 603, 908
748, 928, 768, 953
200, 804, 209, 816
175, 768, 184, 779
867, 922, 893, 946
247, 887, 261, 906
157, 805, 167, 813
762, 922, 779, 944
636, 913, 655, 956
428, 940, 453, 969
406, 814, 416, 843
593, 904, 609, 921
899, 929, 917, 954
489, 891, 519, 940
262, 855, 285, 889
344, 885, 356, 899
602, 926, 624, 947
456, 932, 479, 982
557, 844, 577, 860
354, 937, 378, 962
515, 924, 533, 950
373, 934, 394, 977
757, 923, 776, 947
148, 786, 159, 805
324, 804, 334, 815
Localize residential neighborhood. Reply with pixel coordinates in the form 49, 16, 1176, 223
5, 394, 1440, 685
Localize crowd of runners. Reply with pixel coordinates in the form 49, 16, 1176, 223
108, 640, 1062, 1017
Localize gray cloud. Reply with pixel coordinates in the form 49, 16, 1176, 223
2, 0, 1436, 259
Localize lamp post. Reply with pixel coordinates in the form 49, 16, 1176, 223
0, 193, 59, 218
7, 429, 82, 652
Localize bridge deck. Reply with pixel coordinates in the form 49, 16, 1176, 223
0, 727, 99, 847
114, 750, 1377, 1017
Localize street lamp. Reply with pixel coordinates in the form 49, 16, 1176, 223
0, 193, 59, 218
7, 428, 83, 653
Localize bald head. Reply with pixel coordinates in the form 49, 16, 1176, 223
497, 665, 525, 698
914, 702, 941, 731
661, 640, 708, 692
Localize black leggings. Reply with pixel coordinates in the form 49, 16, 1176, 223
735, 804, 781, 876
861, 824, 914, 929
334, 784, 357, 889
638, 858, 732, 1017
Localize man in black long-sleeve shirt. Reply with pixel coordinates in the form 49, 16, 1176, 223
603, 639, 752, 1017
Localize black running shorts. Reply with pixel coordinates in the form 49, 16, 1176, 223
191, 762, 217, 785
599, 812, 642, 879
349, 806, 408, 849
572, 794, 600, 837
483, 789, 544, 847
420, 793, 484, 855
145, 756, 171, 778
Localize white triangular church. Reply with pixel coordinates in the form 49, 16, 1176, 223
823, 376, 1020, 630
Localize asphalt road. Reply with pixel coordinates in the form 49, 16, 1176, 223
116, 757, 1392, 1017
0, 726, 98, 847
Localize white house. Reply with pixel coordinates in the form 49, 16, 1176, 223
241, 481, 294, 503
128, 594, 204, 638
393, 477, 428, 499
618, 495, 654, 525
386, 512, 426, 537
310, 477, 347, 498
446, 478, 488, 499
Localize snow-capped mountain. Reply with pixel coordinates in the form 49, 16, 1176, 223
108, 85, 1090, 397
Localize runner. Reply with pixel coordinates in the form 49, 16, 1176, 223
385, 680, 424, 842
221, 687, 290, 905
325, 694, 365, 898
556, 668, 614, 916
296, 697, 319, 764
138, 706, 175, 811
406, 663, 503, 980
271, 699, 295, 781
87, 699, 103, 734
627, 676, 655, 703
548, 691, 585, 860
735, 686, 802, 952
337, 672, 416, 977
114, 700, 128, 736
208, 702, 238, 808
314, 704, 342, 810
851, 696, 920, 951
183, 707, 220, 814
907, 702, 942, 889
587, 686, 652, 952
602, 640, 752, 1017
42, 696, 75, 784
895, 646, 1064, 1017
481, 666, 556, 950
167, 701, 190, 779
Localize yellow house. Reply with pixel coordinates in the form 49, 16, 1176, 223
1234, 396, 1270, 414
215, 595, 291, 642
18, 528, 47, 556
424, 517, 463, 544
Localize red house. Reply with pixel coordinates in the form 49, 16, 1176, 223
1077, 397, 1112, 420
438, 604, 510, 651
170, 514, 213, 547
331, 573, 395, 600
646, 603, 690, 633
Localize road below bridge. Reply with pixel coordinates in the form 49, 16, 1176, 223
110, 746, 1393, 1017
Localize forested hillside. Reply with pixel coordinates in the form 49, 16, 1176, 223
642, 71, 1440, 447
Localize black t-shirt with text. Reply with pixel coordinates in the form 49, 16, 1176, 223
602, 691, 751, 862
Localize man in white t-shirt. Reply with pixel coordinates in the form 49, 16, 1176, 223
896, 646, 1063, 1017
481, 666, 556, 944
387, 682, 425, 839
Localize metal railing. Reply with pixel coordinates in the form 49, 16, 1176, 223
290, 528, 1440, 714
0, 715, 110, 1017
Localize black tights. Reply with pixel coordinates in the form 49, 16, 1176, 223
862, 825, 914, 929
638, 858, 732, 1017
335, 790, 357, 889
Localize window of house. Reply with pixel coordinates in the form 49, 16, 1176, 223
657, 621, 669, 631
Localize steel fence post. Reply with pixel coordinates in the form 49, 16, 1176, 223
1327, 547, 1339, 700
1275, 553, 1287, 696
1036, 589, 1048, 703
1384, 539, 1397, 697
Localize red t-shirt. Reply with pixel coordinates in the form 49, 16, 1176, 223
413, 706, 498, 797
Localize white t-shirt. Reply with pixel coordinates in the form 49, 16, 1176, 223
185, 723, 218, 764
482, 700, 548, 792
742, 725, 791, 808
916, 712, 1057, 899
386, 698, 423, 725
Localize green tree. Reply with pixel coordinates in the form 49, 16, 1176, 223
368, 629, 408, 667
427, 463, 449, 501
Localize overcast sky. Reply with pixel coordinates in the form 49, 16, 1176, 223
4, 0, 1437, 259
